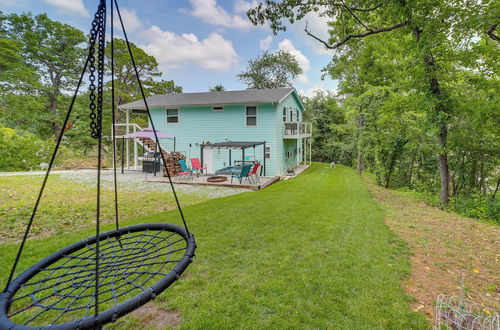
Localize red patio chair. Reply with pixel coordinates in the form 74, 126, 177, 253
190, 158, 207, 176
248, 162, 260, 184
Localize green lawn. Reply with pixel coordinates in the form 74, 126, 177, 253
0, 164, 429, 329
0, 174, 224, 241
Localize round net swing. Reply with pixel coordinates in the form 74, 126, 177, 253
0, 1, 196, 329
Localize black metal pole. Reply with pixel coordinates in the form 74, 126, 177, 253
174, 137, 176, 152
242, 148, 245, 167
121, 137, 124, 174
263, 142, 266, 176
229, 149, 231, 167
200, 144, 204, 174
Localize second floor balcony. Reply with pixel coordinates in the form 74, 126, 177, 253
283, 122, 312, 139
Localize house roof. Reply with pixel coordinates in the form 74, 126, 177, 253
118, 87, 300, 110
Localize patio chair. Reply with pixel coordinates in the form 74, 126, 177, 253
177, 159, 192, 181
248, 162, 260, 184
231, 164, 252, 184
190, 158, 207, 177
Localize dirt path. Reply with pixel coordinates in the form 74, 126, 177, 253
364, 177, 499, 321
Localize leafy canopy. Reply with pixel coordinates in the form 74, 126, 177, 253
237, 50, 302, 89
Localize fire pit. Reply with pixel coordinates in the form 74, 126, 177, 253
206, 176, 228, 183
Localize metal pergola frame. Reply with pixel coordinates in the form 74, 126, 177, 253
200, 141, 267, 176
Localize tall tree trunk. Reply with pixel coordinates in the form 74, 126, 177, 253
437, 122, 449, 204
412, 26, 450, 205
424, 52, 450, 205
356, 112, 364, 175
407, 151, 416, 188
49, 94, 61, 142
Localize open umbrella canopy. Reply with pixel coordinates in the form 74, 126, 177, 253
122, 128, 175, 139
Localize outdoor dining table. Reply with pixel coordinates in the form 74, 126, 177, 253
215, 166, 242, 175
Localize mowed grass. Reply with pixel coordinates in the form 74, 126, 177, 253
0, 164, 429, 329
0, 174, 218, 241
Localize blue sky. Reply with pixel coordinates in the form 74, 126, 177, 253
1, 0, 339, 95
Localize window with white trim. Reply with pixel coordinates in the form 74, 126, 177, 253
212, 106, 224, 112
265, 146, 271, 159
282, 108, 287, 122
166, 108, 179, 124
246, 106, 257, 126
289, 109, 293, 122
296, 110, 300, 121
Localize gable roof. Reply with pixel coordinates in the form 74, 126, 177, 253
119, 87, 302, 110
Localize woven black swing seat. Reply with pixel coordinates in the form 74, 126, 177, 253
1, 1, 197, 329
0, 223, 195, 329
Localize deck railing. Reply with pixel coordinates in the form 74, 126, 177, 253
283, 122, 312, 138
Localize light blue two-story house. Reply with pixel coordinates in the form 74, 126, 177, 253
118, 87, 312, 177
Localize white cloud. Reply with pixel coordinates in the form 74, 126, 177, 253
299, 83, 336, 97
277, 39, 311, 84
140, 26, 239, 72
259, 35, 272, 51
43, 0, 89, 17
187, 0, 254, 30
233, 0, 258, 13
111, 8, 142, 33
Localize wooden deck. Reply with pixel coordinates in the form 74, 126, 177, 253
148, 174, 281, 190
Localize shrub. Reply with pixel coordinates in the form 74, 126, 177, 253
0, 126, 54, 171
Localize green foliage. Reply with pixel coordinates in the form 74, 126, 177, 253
0, 124, 53, 171
246, 0, 499, 211
237, 50, 302, 89
0, 11, 86, 140
208, 84, 225, 92
302, 90, 355, 164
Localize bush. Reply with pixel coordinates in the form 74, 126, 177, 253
448, 194, 500, 224
0, 126, 54, 171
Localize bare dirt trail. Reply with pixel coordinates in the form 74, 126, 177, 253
364, 177, 499, 320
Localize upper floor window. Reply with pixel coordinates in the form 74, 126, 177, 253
282, 108, 287, 122
212, 106, 224, 112
246, 106, 257, 126
166, 108, 179, 124
296, 110, 300, 121
289, 109, 293, 122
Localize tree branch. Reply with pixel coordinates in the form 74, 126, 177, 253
296, 1, 383, 12
340, 0, 372, 31
305, 20, 410, 49
486, 23, 500, 42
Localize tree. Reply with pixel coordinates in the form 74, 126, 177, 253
1, 12, 86, 140
237, 50, 302, 89
302, 90, 355, 164
248, 0, 498, 205
106, 38, 182, 107
209, 84, 226, 92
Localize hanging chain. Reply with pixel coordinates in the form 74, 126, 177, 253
88, 1, 106, 139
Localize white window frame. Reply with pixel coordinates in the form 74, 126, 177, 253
245, 105, 258, 127
296, 109, 300, 122
289, 109, 293, 122
212, 106, 224, 112
282, 107, 287, 122
166, 108, 179, 124
265, 146, 271, 160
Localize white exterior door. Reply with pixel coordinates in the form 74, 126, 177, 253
203, 148, 214, 174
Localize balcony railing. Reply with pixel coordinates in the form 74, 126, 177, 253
283, 122, 312, 138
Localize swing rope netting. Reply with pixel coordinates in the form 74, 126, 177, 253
0, 1, 195, 329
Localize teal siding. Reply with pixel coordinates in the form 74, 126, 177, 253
148, 90, 305, 176
150, 103, 280, 175
276, 93, 305, 174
